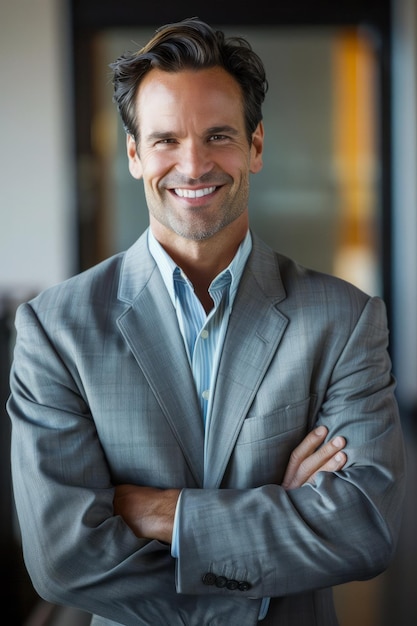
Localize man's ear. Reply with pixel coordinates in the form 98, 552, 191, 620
126, 134, 143, 179
249, 121, 264, 174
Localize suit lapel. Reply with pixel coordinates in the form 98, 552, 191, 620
116, 232, 205, 487
114, 232, 289, 490
204, 237, 289, 488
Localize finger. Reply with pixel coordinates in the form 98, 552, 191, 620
281, 426, 328, 488
292, 425, 328, 460
305, 450, 347, 486
305, 435, 346, 470
282, 433, 346, 490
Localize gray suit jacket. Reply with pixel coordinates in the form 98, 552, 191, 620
8, 230, 405, 626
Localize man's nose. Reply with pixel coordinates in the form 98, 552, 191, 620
176, 141, 213, 179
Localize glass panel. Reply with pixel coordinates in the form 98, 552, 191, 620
91, 26, 381, 295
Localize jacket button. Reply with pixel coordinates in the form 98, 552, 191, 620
226, 579, 239, 590
202, 572, 216, 586
238, 581, 251, 591
215, 575, 228, 588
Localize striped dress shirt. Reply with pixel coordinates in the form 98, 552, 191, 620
147, 227, 252, 431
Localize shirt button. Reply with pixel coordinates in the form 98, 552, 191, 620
201, 329, 209, 339
202, 390, 210, 400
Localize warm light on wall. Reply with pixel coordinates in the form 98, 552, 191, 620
332, 29, 379, 294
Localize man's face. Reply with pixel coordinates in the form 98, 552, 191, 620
127, 66, 263, 242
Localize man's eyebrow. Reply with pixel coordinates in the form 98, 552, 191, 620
206, 125, 239, 136
144, 126, 240, 142
144, 131, 175, 142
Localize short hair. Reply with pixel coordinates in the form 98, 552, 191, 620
110, 17, 268, 144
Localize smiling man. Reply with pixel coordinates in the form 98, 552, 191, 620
126, 65, 263, 310
8, 17, 405, 626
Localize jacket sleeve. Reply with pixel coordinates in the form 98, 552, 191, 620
7, 302, 194, 625
174, 296, 406, 598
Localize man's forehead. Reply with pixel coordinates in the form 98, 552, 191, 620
135, 68, 245, 137
136, 66, 243, 103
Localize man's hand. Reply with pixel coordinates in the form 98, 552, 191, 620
281, 425, 346, 490
113, 485, 180, 543
113, 426, 346, 540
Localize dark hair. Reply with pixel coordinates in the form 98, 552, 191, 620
109, 17, 268, 143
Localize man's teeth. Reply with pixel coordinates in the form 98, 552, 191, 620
174, 186, 216, 198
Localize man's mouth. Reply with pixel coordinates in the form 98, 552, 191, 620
174, 186, 216, 198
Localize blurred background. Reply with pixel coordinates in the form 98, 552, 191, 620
0, 0, 416, 624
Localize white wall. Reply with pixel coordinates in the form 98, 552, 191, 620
0, 0, 75, 300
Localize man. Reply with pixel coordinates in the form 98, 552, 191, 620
8, 17, 405, 626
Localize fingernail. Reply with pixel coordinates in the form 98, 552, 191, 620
332, 436, 344, 448
315, 426, 326, 436
334, 452, 343, 462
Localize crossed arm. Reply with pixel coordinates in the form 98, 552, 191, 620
113, 426, 346, 544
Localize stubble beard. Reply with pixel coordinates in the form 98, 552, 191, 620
147, 179, 249, 242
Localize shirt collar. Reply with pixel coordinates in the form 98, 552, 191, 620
147, 228, 252, 309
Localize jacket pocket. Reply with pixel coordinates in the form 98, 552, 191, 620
221, 396, 316, 488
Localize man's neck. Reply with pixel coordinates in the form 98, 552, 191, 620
150, 216, 249, 303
